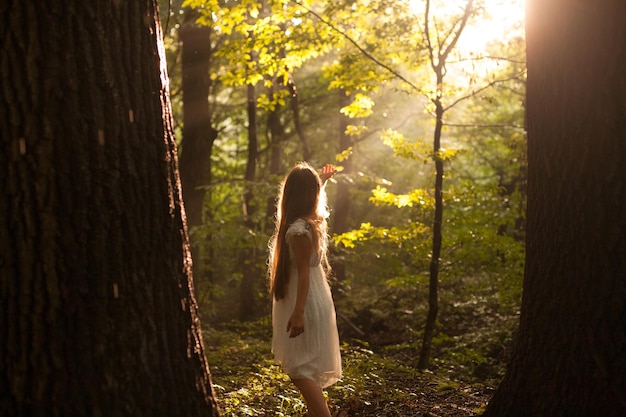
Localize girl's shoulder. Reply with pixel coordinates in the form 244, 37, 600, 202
285, 218, 313, 241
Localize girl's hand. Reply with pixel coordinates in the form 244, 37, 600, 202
287, 310, 305, 338
320, 164, 337, 184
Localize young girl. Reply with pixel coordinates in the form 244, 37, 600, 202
269, 162, 341, 417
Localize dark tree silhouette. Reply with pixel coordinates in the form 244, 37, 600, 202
0, 1, 219, 415
484, 0, 626, 415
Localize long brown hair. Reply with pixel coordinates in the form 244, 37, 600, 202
268, 162, 329, 300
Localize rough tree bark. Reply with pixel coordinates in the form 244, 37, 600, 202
484, 0, 626, 415
0, 1, 219, 415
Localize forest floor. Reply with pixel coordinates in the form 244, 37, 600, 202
205, 322, 496, 417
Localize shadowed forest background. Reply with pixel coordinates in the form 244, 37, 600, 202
163, 0, 526, 414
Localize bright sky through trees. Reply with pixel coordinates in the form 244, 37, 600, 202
408, 0, 525, 56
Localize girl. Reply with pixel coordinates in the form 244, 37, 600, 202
269, 162, 341, 417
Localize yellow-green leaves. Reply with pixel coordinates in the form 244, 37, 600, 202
336, 146, 354, 162
344, 125, 369, 137
370, 186, 433, 209
381, 129, 429, 161
333, 222, 379, 248
381, 128, 457, 162
257, 90, 288, 111
340, 93, 375, 118
188, 0, 335, 110
333, 221, 430, 248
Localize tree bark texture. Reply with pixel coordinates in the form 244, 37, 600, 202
485, 0, 626, 415
0, 1, 219, 415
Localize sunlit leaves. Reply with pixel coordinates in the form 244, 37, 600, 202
186, 0, 336, 109
336, 146, 354, 162
340, 93, 375, 118
381, 129, 430, 161
333, 221, 430, 249
344, 125, 369, 137
257, 89, 288, 111
333, 222, 380, 248
435, 147, 458, 161
369, 185, 434, 209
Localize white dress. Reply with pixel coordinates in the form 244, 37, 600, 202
272, 218, 342, 388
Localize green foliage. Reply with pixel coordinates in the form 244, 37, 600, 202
380, 128, 431, 162
185, 0, 335, 100
370, 186, 433, 209
165, 1, 527, 409
333, 219, 430, 251
205, 322, 494, 416
340, 93, 375, 118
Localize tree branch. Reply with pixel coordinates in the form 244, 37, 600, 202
439, 0, 474, 65
445, 122, 524, 129
443, 74, 521, 112
291, 0, 422, 93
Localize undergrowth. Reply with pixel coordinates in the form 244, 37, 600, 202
204, 322, 496, 417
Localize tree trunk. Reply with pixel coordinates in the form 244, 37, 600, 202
484, 0, 626, 415
179, 13, 217, 228
239, 82, 259, 321
179, 13, 218, 309
264, 102, 284, 233
0, 1, 219, 415
417, 0, 472, 370
333, 90, 353, 237
417, 77, 444, 371
330, 90, 353, 286
288, 74, 311, 161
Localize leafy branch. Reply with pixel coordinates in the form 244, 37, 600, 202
291, 0, 422, 94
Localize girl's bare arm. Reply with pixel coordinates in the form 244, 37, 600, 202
287, 233, 312, 338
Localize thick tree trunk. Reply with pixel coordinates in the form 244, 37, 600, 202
484, 0, 626, 415
0, 1, 219, 415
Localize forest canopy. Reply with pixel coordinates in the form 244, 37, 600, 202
162, 0, 526, 414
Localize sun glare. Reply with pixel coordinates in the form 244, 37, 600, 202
408, 0, 525, 57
